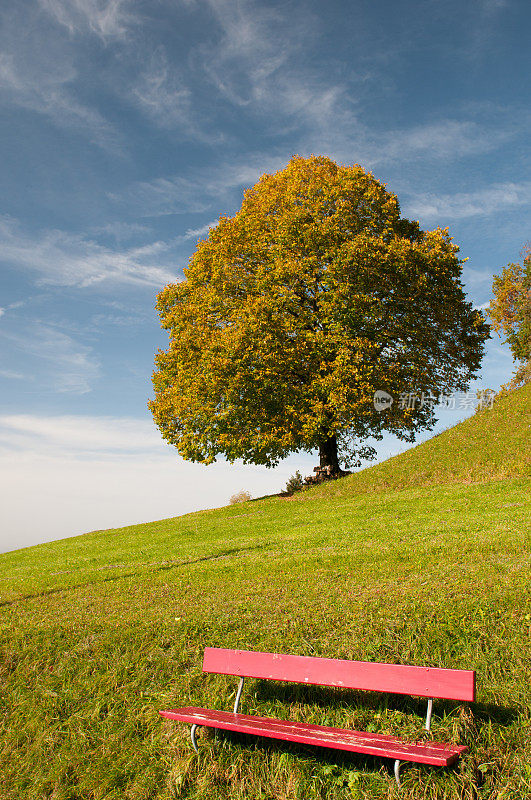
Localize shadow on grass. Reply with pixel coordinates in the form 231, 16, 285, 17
0, 544, 266, 608
252, 680, 518, 726
205, 727, 461, 785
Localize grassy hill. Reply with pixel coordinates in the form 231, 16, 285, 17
0, 385, 530, 800
311, 381, 530, 499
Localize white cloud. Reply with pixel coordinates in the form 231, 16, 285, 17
467, 0, 510, 63
113, 119, 514, 221
109, 154, 288, 216
0, 413, 313, 552
0, 216, 179, 288
0, 368, 25, 379
92, 221, 153, 241
0, 449, 304, 553
131, 45, 209, 136
165, 0, 356, 142
302, 114, 520, 174
0, 50, 121, 152
3, 2, 209, 146
89, 311, 143, 327
462, 264, 500, 290
0, 414, 159, 456
109, 176, 208, 216
407, 181, 531, 220
379, 119, 510, 161
188, 0, 516, 166
480, 0, 507, 8
0, 323, 100, 394
197, 0, 294, 107
37, 0, 135, 40
0, 300, 25, 321
177, 220, 218, 242
2, 0, 520, 163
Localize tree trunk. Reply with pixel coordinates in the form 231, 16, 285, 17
318, 434, 340, 476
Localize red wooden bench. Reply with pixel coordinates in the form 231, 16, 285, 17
160, 647, 475, 787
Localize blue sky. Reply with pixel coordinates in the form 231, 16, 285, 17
0, 0, 529, 552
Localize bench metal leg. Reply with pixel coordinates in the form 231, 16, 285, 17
394, 759, 401, 788
233, 677, 245, 714
190, 724, 199, 753
425, 697, 433, 731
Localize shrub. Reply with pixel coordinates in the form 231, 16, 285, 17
229, 490, 252, 504
283, 470, 306, 497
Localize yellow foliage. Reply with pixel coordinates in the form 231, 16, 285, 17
488, 245, 531, 364
149, 156, 489, 468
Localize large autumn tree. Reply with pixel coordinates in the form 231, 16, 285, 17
149, 156, 489, 475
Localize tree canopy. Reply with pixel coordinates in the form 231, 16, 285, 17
149, 155, 489, 474
489, 244, 531, 388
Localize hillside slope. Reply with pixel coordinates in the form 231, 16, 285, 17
310, 382, 530, 500
0, 386, 529, 800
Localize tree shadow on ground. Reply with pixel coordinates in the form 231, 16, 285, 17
0, 544, 265, 608
205, 727, 459, 786
251, 679, 518, 726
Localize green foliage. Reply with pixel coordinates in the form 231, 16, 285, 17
0, 385, 530, 799
283, 470, 306, 496
489, 246, 531, 382
507, 359, 531, 390
149, 155, 489, 470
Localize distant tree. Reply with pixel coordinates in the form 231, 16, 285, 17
149, 155, 489, 475
489, 244, 531, 389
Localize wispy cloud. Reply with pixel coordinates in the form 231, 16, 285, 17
0, 46, 121, 152
109, 175, 209, 216
113, 117, 517, 220
295, 112, 521, 174
0, 216, 179, 288
462, 264, 498, 288
467, 0, 510, 63
190, 0, 516, 168
91, 221, 153, 241
0, 323, 100, 394
195, 0, 359, 136
407, 181, 531, 220
0, 300, 25, 319
131, 45, 220, 140
0, 368, 25, 380
197, 0, 295, 107
176, 220, 218, 242
133, 46, 190, 122
0, 414, 159, 456
109, 154, 288, 216
375, 119, 512, 162
37, 0, 135, 40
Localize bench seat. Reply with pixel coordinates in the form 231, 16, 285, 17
160, 706, 468, 766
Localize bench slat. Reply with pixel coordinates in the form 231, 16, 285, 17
160, 707, 468, 766
202, 648, 476, 701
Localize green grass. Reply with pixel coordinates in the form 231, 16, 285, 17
310, 382, 531, 499
0, 385, 530, 800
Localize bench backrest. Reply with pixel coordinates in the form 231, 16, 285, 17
203, 648, 475, 701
